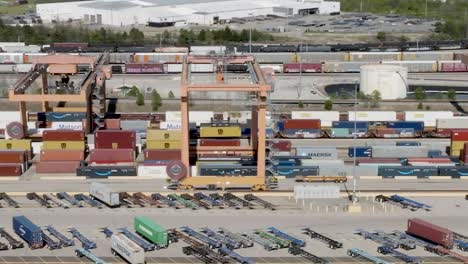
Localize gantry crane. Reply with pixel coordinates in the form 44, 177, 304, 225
9, 53, 111, 135
168, 55, 271, 191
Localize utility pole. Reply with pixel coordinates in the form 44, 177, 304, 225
352, 81, 358, 204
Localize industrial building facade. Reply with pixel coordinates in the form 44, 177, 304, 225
36, 0, 340, 27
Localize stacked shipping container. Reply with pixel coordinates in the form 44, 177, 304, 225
37, 131, 85, 173
278, 119, 321, 138
450, 131, 468, 156
0, 139, 32, 176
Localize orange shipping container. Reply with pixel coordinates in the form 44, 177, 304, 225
0, 151, 26, 163
36, 161, 80, 173
40, 150, 84, 161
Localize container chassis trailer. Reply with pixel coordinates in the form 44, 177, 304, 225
56, 192, 82, 207
375, 195, 431, 211
377, 246, 422, 263
117, 227, 155, 252
218, 228, 254, 248
74, 194, 104, 208
347, 248, 392, 264
45, 225, 74, 247
0, 228, 24, 249
288, 246, 328, 264
75, 248, 108, 264
303, 228, 343, 249
266, 227, 306, 247
354, 229, 399, 249
171, 229, 230, 263
26, 192, 52, 208
68, 228, 96, 250
0, 193, 19, 208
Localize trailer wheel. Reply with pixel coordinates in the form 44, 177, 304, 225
111, 249, 117, 256
75, 250, 82, 257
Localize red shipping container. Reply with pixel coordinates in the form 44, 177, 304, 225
94, 130, 136, 149
267, 140, 292, 152
105, 119, 121, 130
441, 63, 468, 72
283, 63, 322, 73
283, 119, 321, 129
36, 161, 80, 173
89, 149, 134, 163
40, 150, 84, 161
199, 139, 241, 147
451, 130, 468, 141
42, 130, 85, 141
407, 158, 452, 163
0, 164, 22, 176
357, 158, 401, 164
407, 218, 454, 249
144, 150, 181, 160
125, 63, 164, 74
0, 151, 26, 163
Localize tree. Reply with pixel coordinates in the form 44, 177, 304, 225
417, 102, 424, 110
197, 29, 206, 42
414, 87, 426, 101
298, 101, 304, 108
129, 28, 145, 45
168, 90, 175, 99
425, 105, 431, 110
324, 99, 333, 111
127, 85, 140, 97
370, 90, 381, 108
151, 90, 162, 111
357, 91, 367, 100
136, 92, 145, 106
377, 31, 386, 42
447, 89, 457, 100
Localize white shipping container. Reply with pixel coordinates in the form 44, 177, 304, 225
166, 63, 182, 73
348, 111, 397, 122
0, 64, 15, 73
381, 60, 437, 73
436, 117, 468, 129
0, 42, 25, 48
0, 53, 24, 64
190, 64, 214, 73
111, 234, 145, 264
190, 46, 226, 55
291, 111, 339, 127
137, 165, 169, 178
3, 45, 41, 53
51, 122, 83, 130
89, 182, 120, 207
159, 121, 182, 130
405, 111, 453, 127
259, 64, 283, 73
165, 111, 214, 125
14, 64, 33, 73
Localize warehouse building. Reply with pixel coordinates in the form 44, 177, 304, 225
36, 0, 340, 26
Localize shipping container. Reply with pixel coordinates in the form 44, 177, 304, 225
437, 117, 468, 129
396, 141, 421, 146
111, 234, 145, 264
120, 120, 149, 132
437, 166, 468, 178
125, 63, 164, 74
404, 111, 453, 127
199, 126, 241, 138
283, 63, 322, 73
274, 166, 319, 178
165, 111, 214, 125
199, 139, 240, 147
267, 140, 292, 152
36, 161, 80, 173
155, 47, 189, 53
450, 141, 466, 156
42, 141, 85, 151
348, 111, 397, 122
89, 149, 134, 163
132, 53, 184, 63
439, 62, 468, 72
137, 165, 168, 178
199, 164, 257, 176
190, 46, 226, 55
279, 129, 321, 139
146, 130, 181, 140
134, 216, 168, 248
372, 146, 428, 158
0, 151, 26, 163
12, 216, 43, 249
78, 166, 137, 178
451, 130, 468, 141
332, 121, 369, 129
402, 51, 453, 61
95, 130, 136, 149
190, 63, 215, 73
348, 147, 372, 157
89, 182, 120, 207
322, 61, 371, 73
407, 218, 454, 249
165, 63, 182, 73
387, 121, 424, 132
295, 147, 338, 160
291, 111, 339, 127
0, 139, 32, 151
300, 160, 346, 176
296, 52, 348, 62
0, 53, 24, 64
42, 130, 85, 141
378, 166, 438, 178
44, 112, 86, 122
350, 52, 401, 62
0, 64, 15, 73
40, 150, 84, 161
381, 60, 437, 73
0, 164, 22, 176
146, 140, 181, 150
357, 158, 402, 165
144, 150, 181, 160
50, 122, 83, 130
282, 119, 321, 129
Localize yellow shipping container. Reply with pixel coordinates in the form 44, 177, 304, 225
147, 130, 182, 140
200, 126, 241, 138
450, 141, 467, 156
42, 141, 86, 150
0, 139, 32, 150
146, 140, 181, 150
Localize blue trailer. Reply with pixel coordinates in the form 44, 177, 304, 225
396, 141, 422, 146
348, 147, 372, 157
12, 216, 43, 249
387, 121, 424, 132
332, 121, 369, 129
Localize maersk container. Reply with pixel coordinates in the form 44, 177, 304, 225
348, 147, 372, 157
438, 166, 468, 178
387, 121, 424, 132
296, 147, 338, 160
348, 111, 397, 122
45, 112, 86, 122
378, 166, 438, 178
111, 233, 145, 264
134, 216, 168, 248
12, 216, 43, 249
332, 121, 369, 129
89, 182, 120, 207
372, 146, 428, 158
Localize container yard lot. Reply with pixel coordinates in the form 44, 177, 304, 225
0, 195, 467, 263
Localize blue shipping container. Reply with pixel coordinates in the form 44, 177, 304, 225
332, 121, 369, 129
12, 216, 43, 249
348, 147, 372, 157
427, 150, 442, 158
277, 121, 284, 131
396, 141, 421, 147
378, 166, 438, 178
387, 121, 424, 132
274, 166, 319, 178
438, 166, 468, 178
45, 112, 87, 122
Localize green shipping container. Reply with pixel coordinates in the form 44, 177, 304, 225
134, 216, 168, 248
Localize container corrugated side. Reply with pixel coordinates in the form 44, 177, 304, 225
42, 141, 85, 150
42, 130, 85, 141
146, 140, 181, 150
199, 126, 241, 138
407, 218, 454, 249
348, 111, 397, 122
134, 216, 168, 247
372, 146, 428, 158
111, 234, 145, 264
437, 117, 468, 129
0, 139, 32, 150
147, 130, 181, 140
40, 150, 84, 161
12, 216, 43, 249
36, 161, 80, 173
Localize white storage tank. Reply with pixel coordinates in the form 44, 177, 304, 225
360, 64, 407, 100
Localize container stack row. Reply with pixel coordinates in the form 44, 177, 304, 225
0, 139, 31, 177
451, 131, 468, 157
277, 119, 321, 139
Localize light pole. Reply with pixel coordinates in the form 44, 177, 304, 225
352, 80, 358, 204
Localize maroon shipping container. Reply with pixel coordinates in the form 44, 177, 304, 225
407, 158, 452, 163
125, 63, 164, 74
407, 218, 454, 249
283, 119, 321, 129
105, 119, 121, 130
40, 150, 84, 161
144, 150, 181, 160
440, 63, 468, 72
0, 164, 22, 176
89, 149, 134, 163
0, 151, 26, 163
94, 130, 136, 149
36, 161, 80, 174
451, 130, 468, 141
42, 130, 85, 141
199, 139, 241, 147
283, 63, 322, 73
267, 140, 292, 152
357, 158, 401, 164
